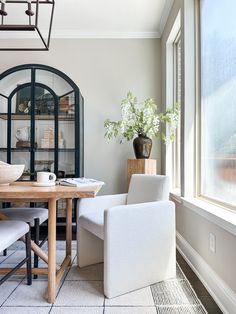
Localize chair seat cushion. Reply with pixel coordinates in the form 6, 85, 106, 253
0, 220, 29, 252
0, 208, 48, 226
79, 210, 104, 240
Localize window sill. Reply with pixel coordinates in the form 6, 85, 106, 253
170, 190, 181, 203
173, 196, 236, 236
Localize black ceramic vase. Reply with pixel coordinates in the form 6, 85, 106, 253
133, 134, 152, 159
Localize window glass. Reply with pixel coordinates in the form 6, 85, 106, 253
200, 0, 236, 205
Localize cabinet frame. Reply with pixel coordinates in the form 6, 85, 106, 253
0, 64, 84, 229
0, 63, 84, 179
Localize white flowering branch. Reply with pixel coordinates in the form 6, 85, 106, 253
104, 92, 180, 143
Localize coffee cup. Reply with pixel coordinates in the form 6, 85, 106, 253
37, 171, 56, 183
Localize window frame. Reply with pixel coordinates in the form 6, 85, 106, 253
164, 10, 181, 194
173, 31, 181, 190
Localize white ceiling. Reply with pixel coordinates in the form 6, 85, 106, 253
0, 0, 174, 40
51, 0, 174, 38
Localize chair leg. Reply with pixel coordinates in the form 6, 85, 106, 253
25, 228, 32, 285
39, 219, 48, 248
3, 249, 7, 256
77, 227, 104, 267
33, 218, 40, 279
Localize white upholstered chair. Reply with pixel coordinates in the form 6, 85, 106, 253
0, 220, 32, 285
0, 207, 48, 278
77, 174, 176, 298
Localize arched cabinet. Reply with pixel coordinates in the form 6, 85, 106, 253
0, 64, 84, 225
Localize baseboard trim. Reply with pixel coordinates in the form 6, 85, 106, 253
176, 231, 236, 314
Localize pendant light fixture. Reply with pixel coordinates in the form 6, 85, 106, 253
0, 0, 55, 51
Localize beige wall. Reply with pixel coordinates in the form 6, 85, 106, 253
176, 203, 236, 292
0, 38, 162, 194
161, 0, 236, 295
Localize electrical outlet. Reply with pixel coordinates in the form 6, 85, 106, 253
209, 233, 216, 253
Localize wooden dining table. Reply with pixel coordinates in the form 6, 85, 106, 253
0, 181, 102, 303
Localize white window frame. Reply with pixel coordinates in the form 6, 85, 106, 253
173, 31, 181, 190
165, 11, 181, 194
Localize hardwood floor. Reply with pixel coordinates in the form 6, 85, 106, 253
177, 250, 223, 314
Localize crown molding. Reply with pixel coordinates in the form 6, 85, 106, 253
0, 30, 161, 39
50, 30, 161, 39
158, 0, 175, 35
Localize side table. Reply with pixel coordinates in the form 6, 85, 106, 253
127, 159, 157, 186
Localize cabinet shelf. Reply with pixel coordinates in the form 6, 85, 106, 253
0, 113, 75, 121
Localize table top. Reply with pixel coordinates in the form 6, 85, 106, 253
0, 181, 102, 200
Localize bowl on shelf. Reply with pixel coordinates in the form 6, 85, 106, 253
0, 163, 25, 185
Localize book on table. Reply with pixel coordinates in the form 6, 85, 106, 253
59, 178, 105, 187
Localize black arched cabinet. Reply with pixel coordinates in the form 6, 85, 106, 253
0, 64, 84, 227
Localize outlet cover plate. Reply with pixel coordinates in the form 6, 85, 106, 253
209, 233, 216, 253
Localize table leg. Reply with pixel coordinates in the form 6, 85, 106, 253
47, 198, 57, 303
66, 198, 72, 265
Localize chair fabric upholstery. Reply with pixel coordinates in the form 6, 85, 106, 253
0, 220, 29, 252
104, 200, 176, 298
79, 210, 104, 240
127, 174, 170, 204
79, 193, 127, 216
0, 208, 48, 226
77, 174, 175, 299
79, 175, 170, 243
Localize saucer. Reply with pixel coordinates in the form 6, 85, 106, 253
33, 181, 56, 187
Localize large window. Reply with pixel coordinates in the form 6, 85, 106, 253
200, 0, 236, 206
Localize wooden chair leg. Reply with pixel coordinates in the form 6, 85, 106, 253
25, 227, 32, 285
33, 218, 39, 279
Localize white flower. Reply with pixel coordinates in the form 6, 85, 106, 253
104, 92, 180, 143
143, 107, 153, 118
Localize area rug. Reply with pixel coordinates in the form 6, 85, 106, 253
151, 264, 207, 313
1, 241, 207, 313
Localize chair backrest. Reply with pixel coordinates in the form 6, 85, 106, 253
0, 220, 29, 252
127, 174, 170, 205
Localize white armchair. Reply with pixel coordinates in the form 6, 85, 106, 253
77, 174, 176, 298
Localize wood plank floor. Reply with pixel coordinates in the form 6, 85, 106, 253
176, 250, 223, 314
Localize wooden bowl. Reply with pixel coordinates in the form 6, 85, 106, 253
0, 164, 25, 185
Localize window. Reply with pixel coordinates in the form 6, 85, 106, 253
173, 33, 181, 189
200, 0, 236, 207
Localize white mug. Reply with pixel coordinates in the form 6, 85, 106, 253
37, 171, 56, 183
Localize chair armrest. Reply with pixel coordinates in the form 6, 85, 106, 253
105, 200, 175, 240
77, 193, 127, 216
104, 200, 176, 298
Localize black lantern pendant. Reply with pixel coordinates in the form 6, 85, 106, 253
0, 0, 55, 51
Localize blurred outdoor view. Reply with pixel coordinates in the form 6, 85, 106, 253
201, 0, 236, 205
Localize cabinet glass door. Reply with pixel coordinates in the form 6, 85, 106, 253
11, 116, 31, 179
58, 91, 75, 178
35, 88, 55, 178
36, 70, 72, 96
